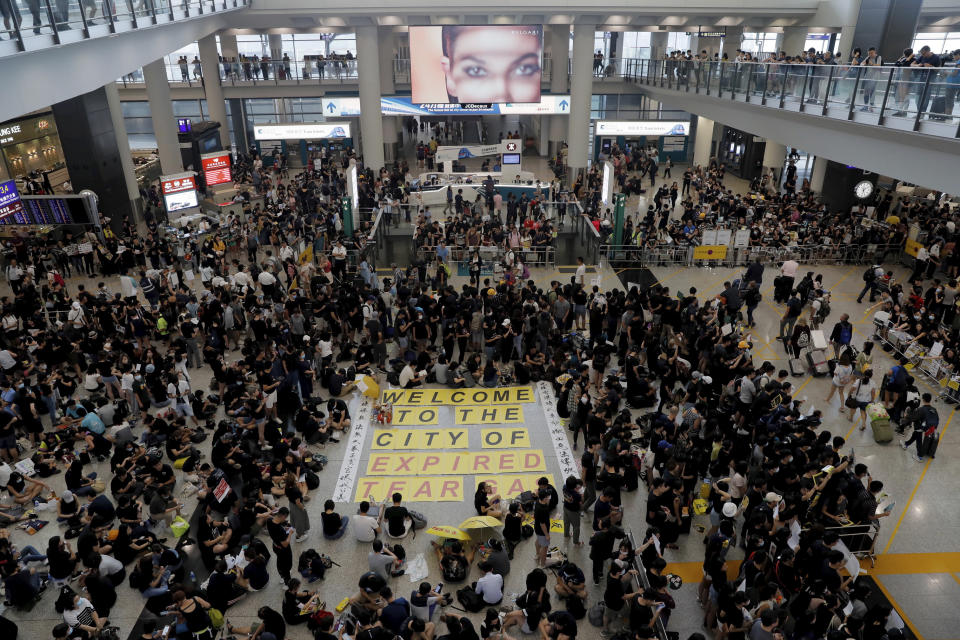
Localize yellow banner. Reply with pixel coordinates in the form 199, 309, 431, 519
371, 428, 469, 450
905, 238, 924, 258
354, 476, 464, 502
693, 245, 728, 260
366, 449, 547, 476
380, 386, 535, 406
391, 406, 440, 426
455, 405, 525, 425
475, 474, 555, 499
480, 428, 530, 449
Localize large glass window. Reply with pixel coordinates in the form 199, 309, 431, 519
740, 32, 778, 58
120, 100, 232, 150
622, 32, 651, 59
666, 32, 691, 53
911, 32, 960, 56
803, 35, 830, 54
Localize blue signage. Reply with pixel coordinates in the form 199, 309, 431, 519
0, 179, 23, 221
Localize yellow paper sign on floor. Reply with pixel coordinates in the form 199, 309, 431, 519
371, 428, 470, 450
366, 450, 547, 476
522, 513, 564, 533
380, 386, 535, 406
391, 406, 440, 426
474, 474, 555, 499
455, 405, 525, 424
480, 428, 530, 449
354, 476, 464, 502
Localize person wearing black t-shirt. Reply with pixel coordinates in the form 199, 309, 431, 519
381, 492, 411, 538
533, 490, 552, 567
267, 508, 295, 585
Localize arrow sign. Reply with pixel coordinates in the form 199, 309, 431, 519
558, 99, 569, 110
327, 102, 336, 113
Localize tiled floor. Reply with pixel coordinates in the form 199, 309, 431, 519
3, 152, 958, 640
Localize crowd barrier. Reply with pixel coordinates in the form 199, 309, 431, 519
600, 242, 904, 269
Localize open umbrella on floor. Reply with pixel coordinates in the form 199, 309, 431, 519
425, 525, 471, 540
459, 516, 503, 530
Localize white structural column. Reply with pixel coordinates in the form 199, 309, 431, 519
650, 31, 668, 60
198, 35, 231, 149
836, 26, 856, 57
548, 24, 570, 155
692, 115, 715, 167
220, 33, 238, 60
781, 27, 807, 55
761, 140, 786, 177
104, 82, 141, 209
810, 156, 828, 192
356, 26, 385, 171
268, 34, 283, 63
143, 59, 184, 175
722, 27, 743, 60
379, 28, 398, 162
566, 23, 595, 175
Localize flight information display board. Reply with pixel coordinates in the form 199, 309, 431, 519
0, 196, 92, 226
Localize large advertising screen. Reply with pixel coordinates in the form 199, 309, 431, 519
595, 121, 690, 137
253, 123, 351, 140
201, 152, 232, 187
409, 25, 543, 104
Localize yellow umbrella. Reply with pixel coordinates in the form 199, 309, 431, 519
425, 525, 470, 540
459, 516, 503, 530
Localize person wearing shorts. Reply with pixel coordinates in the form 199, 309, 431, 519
533, 489, 551, 567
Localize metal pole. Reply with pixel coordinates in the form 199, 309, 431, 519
42, 0, 59, 43
913, 71, 932, 131
877, 67, 894, 124
821, 66, 836, 115
847, 65, 863, 120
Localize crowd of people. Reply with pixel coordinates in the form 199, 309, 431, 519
0, 114, 943, 640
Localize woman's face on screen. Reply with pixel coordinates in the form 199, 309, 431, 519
442, 27, 541, 103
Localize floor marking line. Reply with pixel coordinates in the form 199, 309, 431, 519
882, 406, 956, 553
872, 576, 926, 640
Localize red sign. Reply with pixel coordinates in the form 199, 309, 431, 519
213, 478, 231, 503
201, 153, 232, 187
505, 142, 518, 152
161, 176, 197, 195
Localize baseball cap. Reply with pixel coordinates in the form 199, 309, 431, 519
722, 502, 737, 518
764, 492, 781, 504
738, 340, 749, 349
61, 490, 74, 503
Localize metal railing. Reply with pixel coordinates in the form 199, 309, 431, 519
597, 241, 903, 268
606, 58, 960, 138
0, 0, 248, 55
417, 244, 557, 272
118, 55, 360, 87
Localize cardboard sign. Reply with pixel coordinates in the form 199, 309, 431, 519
381, 386, 535, 406
391, 406, 440, 425
371, 428, 469, 450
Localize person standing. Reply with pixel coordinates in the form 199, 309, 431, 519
268, 507, 295, 585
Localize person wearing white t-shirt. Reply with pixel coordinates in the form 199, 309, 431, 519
331, 241, 348, 281
475, 562, 504, 604
575, 257, 587, 286
351, 501, 381, 542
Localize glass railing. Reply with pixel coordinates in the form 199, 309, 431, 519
606, 59, 960, 138
0, 0, 248, 55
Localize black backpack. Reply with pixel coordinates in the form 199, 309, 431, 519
456, 586, 486, 612
566, 595, 587, 619
863, 267, 876, 282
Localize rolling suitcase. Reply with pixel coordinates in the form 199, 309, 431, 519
920, 432, 940, 458
929, 96, 948, 121
871, 418, 893, 443
807, 348, 830, 377
789, 357, 806, 376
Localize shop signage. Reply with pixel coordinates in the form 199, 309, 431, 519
201, 152, 232, 186
0, 115, 58, 146
161, 174, 197, 195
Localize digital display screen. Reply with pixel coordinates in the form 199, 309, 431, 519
501, 153, 521, 165
164, 189, 199, 213
201, 153, 232, 186
253, 123, 351, 140
409, 25, 543, 104
177, 118, 192, 133
201, 136, 219, 152
0, 197, 92, 226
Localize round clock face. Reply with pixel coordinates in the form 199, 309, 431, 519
854, 180, 874, 199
